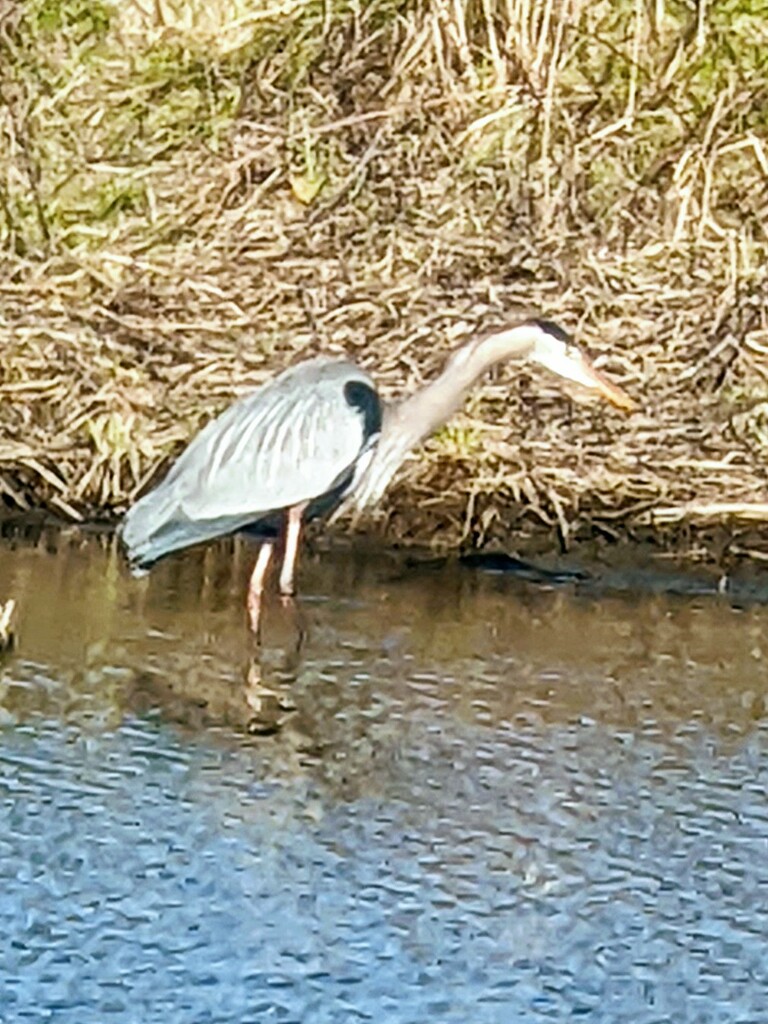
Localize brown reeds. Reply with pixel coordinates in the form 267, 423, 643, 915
1, 0, 767, 558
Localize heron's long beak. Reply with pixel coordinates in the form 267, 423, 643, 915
534, 342, 635, 413
571, 354, 635, 412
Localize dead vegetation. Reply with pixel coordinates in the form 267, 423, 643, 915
1, 0, 768, 558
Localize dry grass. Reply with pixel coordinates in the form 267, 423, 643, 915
2, 0, 768, 559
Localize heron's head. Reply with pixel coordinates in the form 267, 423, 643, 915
524, 319, 634, 412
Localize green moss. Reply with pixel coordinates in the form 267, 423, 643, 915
58, 177, 147, 228
3, 0, 768, 255
1, 0, 412, 254
117, 45, 242, 153
0, 7, 249, 251
433, 423, 485, 460
30, 0, 112, 40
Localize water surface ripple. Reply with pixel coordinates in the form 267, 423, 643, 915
0, 533, 767, 1022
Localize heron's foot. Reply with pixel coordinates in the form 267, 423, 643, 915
244, 656, 295, 735
278, 580, 296, 598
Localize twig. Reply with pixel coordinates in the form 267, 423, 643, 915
644, 502, 768, 524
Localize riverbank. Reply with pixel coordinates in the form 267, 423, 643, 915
2, 1, 767, 558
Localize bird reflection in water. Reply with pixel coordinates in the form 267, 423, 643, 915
243, 594, 307, 734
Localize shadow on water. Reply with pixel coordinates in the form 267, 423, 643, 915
1, 526, 768, 1021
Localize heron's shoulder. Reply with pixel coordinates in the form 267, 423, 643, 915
272, 356, 382, 440
274, 355, 376, 390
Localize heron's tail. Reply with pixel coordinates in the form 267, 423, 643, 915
120, 484, 187, 573
121, 486, 259, 573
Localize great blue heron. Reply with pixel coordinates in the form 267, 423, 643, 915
121, 319, 633, 630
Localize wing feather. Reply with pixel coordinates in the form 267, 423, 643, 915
177, 358, 375, 519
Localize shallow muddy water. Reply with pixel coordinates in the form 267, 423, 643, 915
1, 529, 768, 1022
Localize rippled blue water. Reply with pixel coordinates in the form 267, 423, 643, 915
1, 536, 767, 1022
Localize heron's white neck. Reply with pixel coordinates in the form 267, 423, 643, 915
352, 322, 543, 508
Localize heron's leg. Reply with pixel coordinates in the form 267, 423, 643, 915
278, 502, 307, 596
247, 541, 274, 636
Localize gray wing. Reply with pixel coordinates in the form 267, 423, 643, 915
122, 357, 378, 567
178, 357, 376, 518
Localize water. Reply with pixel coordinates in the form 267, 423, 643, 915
1, 529, 767, 1022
